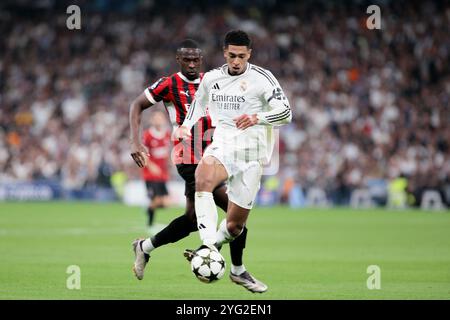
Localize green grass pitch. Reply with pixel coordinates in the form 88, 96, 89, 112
0, 202, 449, 300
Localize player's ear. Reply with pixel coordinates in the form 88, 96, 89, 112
247, 48, 252, 59
223, 46, 228, 59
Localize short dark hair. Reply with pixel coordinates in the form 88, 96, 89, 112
177, 39, 200, 50
223, 30, 252, 48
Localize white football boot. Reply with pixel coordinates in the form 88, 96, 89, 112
229, 271, 268, 293
132, 239, 150, 280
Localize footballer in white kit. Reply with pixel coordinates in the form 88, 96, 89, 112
175, 30, 291, 293
182, 57, 292, 209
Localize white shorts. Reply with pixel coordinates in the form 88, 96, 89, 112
203, 143, 263, 209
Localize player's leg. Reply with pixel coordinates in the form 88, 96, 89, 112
220, 161, 267, 293
147, 196, 161, 227
160, 194, 171, 207
215, 161, 262, 247
147, 182, 169, 232
139, 171, 198, 254
142, 165, 198, 252
154, 183, 170, 231
224, 202, 267, 293
155, 195, 196, 249
133, 197, 197, 280
194, 155, 228, 247
145, 182, 157, 227
145, 197, 196, 248
133, 167, 198, 280
212, 185, 249, 267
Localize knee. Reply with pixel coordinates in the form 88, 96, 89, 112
195, 173, 215, 192
150, 198, 160, 208
227, 221, 244, 238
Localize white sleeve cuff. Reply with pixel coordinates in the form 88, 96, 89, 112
144, 88, 157, 104
256, 113, 269, 125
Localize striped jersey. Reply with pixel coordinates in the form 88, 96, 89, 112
183, 63, 292, 164
144, 72, 213, 165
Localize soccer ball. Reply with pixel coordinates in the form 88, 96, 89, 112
190, 247, 226, 283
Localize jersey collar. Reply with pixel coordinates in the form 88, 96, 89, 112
177, 72, 201, 84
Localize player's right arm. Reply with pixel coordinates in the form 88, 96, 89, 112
130, 77, 169, 168
129, 92, 153, 168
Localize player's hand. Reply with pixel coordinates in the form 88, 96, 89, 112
233, 114, 258, 130
173, 125, 191, 141
130, 142, 149, 168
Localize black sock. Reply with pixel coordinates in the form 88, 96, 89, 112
229, 226, 247, 266
151, 214, 197, 248
147, 207, 155, 226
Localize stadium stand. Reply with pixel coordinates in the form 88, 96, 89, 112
0, 0, 448, 207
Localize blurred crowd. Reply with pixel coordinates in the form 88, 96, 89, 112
0, 0, 449, 206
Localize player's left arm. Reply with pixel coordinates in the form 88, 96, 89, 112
234, 71, 292, 129
256, 73, 292, 126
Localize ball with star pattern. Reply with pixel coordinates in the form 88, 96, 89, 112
190, 248, 226, 283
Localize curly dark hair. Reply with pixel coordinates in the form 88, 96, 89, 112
223, 30, 252, 48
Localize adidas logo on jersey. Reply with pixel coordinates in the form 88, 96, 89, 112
212, 83, 220, 90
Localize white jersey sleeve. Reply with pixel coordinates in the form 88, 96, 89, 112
256, 71, 292, 126
182, 74, 209, 129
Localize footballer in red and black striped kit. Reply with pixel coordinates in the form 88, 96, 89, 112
129, 39, 267, 292
143, 70, 213, 166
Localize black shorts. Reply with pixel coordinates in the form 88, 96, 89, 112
176, 164, 225, 200
145, 181, 168, 199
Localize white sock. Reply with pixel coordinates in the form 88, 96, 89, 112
231, 264, 246, 275
141, 238, 155, 254
216, 219, 235, 247
195, 191, 218, 246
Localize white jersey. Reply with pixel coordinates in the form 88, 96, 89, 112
182, 63, 292, 164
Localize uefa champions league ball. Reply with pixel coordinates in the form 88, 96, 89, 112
190, 247, 226, 283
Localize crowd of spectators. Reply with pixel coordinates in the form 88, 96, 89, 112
1, 0, 449, 206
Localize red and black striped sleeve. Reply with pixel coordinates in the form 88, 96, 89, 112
144, 77, 171, 104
